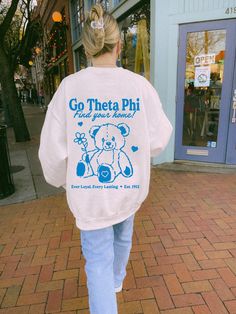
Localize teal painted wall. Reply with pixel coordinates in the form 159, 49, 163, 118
151, 0, 236, 164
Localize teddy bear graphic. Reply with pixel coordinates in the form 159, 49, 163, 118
76, 123, 133, 183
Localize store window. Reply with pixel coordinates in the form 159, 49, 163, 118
112, 0, 122, 8
88, 0, 110, 10
59, 58, 69, 80
71, 0, 85, 42
46, 10, 67, 67
119, 0, 150, 80
45, 58, 69, 97
99, 0, 110, 10
75, 46, 87, 71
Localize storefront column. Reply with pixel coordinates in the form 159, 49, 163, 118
151, 0, 175, 164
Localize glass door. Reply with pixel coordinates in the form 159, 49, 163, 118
175, 20, 236, 163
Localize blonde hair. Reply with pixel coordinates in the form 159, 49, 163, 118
82, 3, 121, 58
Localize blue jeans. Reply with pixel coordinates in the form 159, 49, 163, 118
80, 214, 135, 314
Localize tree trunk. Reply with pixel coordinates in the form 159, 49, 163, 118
1, 90, 13, 126
0, 46, 30, 142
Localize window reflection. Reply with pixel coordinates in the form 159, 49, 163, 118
75, 45, 87, 71
119, 1, 150, 80
71, 0, 85, 42
182, 30, 226, 148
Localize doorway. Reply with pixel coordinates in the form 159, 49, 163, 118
175, 20, 236, 164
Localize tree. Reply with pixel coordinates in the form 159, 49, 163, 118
186, 30, 226, 64
0, 0, 41, 142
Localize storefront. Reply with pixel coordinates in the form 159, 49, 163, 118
154, 1, 236, 165
45, 15, 69, 97
37, 0, 74, 105
46, 57, 69, 98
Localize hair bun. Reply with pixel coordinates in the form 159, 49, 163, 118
89, 4, 104, 23
82, 3, 120, 58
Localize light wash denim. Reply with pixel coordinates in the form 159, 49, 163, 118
80, 214, 135, 314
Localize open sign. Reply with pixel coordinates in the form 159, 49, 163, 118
194, 54, 215, 66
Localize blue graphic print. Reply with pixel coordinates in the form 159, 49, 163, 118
74, 123, 133, 183
131, 146, 139, 152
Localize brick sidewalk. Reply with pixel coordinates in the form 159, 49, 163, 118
0, 169, 236, 313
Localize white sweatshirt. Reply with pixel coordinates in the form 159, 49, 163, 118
38, 66, 173, 230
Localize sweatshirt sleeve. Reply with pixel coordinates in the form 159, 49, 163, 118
142, 78, 173, 157
38, 78, 67, 188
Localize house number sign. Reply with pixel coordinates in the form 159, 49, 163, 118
225, 7, 236, 14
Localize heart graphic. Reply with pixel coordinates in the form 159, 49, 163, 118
78, 122, 83, 126
101, 171, 109, 178
131, 146, 138, 152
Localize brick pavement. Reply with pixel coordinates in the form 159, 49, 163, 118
0, 168, 236, 313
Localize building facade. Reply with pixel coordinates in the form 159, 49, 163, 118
154, 0, 236, 165
35, 0, 74, 104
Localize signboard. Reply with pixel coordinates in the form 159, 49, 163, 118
194, 66, 211, 87
187, 149, 209, 156
194, 54, 215, 66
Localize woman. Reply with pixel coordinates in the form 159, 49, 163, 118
39, 4, 172, 314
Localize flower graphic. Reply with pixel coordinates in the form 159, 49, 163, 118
74, 130, 94, 175
74, 132, 87, 145
74, 131, 89, 153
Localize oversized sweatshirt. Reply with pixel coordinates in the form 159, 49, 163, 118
38, 66, 173, 230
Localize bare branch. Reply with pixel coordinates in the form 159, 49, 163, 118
22, 18, 28, 37
26, 0, 31, 23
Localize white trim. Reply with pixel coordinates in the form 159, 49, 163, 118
150, 0, 155, 85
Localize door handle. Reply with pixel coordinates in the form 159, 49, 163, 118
232, 89, 236, 123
